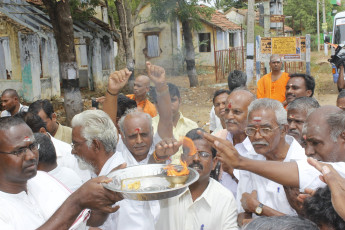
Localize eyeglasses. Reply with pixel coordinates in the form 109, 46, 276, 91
185, 151, 212, 159
71, 140, 87, 150
245, 126, 280, 137
0, 142, 40, 156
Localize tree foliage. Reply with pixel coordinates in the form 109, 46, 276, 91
219, 0, 246, 11
69, 0, 100, 21
149, 0, 214, 31
284, 0, 345, 34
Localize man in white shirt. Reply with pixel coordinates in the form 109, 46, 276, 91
34, 132, 82, 192
154, 128, 238, 230
1, 89, 28, 117
21, 111, 91, 183
286, 97, 320, 147
201, 107, 345, 204
209, 70, 247, 133
0, 116, 124, 229
28, 99, 72, 144
211, 89, 230, 134
71, 109, 125, 230
101, 62, 174, 230
216, 89, 256, 197
235, 99, 306, 222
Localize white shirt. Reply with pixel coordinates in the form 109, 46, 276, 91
50, 135, 91, 183
156, 178, 239, 230
1, 104, 28, 117
47, 165, 83, 192
0, 171, 88, 230
110, 133, 162, 230
96, 153, 126, 230
219, 134, 262, 198
236, 135, 306, 216
209, 106, 222, 132
297, 160, 345, 191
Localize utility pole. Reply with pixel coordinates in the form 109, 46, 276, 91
322, 0, 328, 55
246, 0, 255, 84
317, 0, 320, 52
264, 0, 270, 37
264, 0, 270, 74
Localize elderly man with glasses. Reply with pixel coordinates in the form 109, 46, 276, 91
235, 98, 306, 224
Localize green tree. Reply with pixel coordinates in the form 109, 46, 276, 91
221, 0, 246, 11
284, 0, 344, 34
149, 0, 214, 87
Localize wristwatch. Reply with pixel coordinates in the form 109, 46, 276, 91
255, 203, 264, 215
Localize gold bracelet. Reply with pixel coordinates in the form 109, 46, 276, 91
107, 89, 118, 96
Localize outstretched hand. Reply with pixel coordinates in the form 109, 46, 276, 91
155, 138, 182, 161
146, 61, 166, 86
75, 176, 124, 213
197, 130, 242, 169
108, 68, 132, 95
307, 157, 345, 220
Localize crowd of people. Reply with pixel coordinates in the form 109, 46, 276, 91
1, 58, 345, 230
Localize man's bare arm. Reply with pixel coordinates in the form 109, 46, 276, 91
200, 131, 300, 187
103, 69, 132, 125
37, 177, 123, 229
146, 62, 173, 139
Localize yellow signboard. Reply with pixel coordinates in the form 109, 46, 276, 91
271, 37, 296, 55
261, 38, 271, 54
301, 37, 306, 53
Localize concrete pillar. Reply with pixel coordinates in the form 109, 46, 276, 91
246, 0, 255, 84
47, 33, 61, 98
109, 37, 115, 72
91, 37, 103, 89
19, 33, 41, 102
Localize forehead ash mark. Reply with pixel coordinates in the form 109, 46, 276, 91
288, 114, 295, 119
134, 128, 141, 133
227, 103, 232, 109
23, 136, 31, 142
253, 116, 262, 122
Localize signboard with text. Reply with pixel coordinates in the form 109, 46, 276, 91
259, 36, 304, 60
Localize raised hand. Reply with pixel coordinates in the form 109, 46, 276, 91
155, 138, 182, 161
107, 68, 132, 95
146, 61, 166, 87
198, 130, 242, 168
308, 157, 345, 220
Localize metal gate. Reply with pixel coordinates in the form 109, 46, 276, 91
214, 47, 245, 82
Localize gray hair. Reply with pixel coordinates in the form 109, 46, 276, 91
71, 110, 118, 153
243, 216, 319, 230
287, 97, 320, 117
248, 98, 287, 125
118, 108, 152, 135
327, 110, 345, 142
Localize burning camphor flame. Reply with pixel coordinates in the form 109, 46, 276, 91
164, 160, 190, 176
182, 136, 197, 156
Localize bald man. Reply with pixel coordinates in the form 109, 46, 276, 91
1, 89, 28, 117
257, 54, 290, 104
126, 75, 157, 117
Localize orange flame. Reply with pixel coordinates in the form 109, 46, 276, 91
181, 136, 197, 156
164, 160, 190, 176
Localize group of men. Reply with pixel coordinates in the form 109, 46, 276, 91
1, 55, 345, 229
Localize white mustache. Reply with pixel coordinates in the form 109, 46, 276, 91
252, 141, 269, 146
226, 119, 238, 124
288, 129, 300, 135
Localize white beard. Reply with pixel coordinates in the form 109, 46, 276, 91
75, 155, 95, 173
